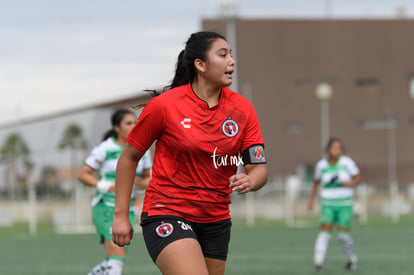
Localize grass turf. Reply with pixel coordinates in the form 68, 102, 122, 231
1, 217, 414, 274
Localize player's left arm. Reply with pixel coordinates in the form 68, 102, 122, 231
307, 180, 320, 211
229, 164, 268, 194
341, 157, 361, 187
231, 101, 268, 194
341, 173, 361, 187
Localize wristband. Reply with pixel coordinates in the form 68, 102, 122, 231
96, 180, 114, 193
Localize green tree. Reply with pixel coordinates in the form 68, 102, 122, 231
58, 122, 88, 231
58, 123, 88, 151
36, 165, 61, 198
58, 123, 88, 194
21, 159, 34, 196
0, 132, 30, 200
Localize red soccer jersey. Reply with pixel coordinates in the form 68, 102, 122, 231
126, 83, 265, 222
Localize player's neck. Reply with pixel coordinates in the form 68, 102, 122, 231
115, 138, 126, 147
328, 156, 340, 165
191, 80, 221, 108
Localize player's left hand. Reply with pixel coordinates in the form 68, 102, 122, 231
229, 173, 253, 194
307, 200, 314, 211
341, 181, 354, 187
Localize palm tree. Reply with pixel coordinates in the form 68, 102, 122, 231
22, 160, 34, 195
58, 122, 88, 232
58, 122, 88, 191
0, 132, 30, 200
37, 165, 60, 198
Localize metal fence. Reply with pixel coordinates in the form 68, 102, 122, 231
1, 172, 413, 235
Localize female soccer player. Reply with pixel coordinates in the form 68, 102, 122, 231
111, 31, 268, 275
308, 137, 361, 272
78, 108, 152, 275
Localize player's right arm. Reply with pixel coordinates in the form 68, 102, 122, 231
307, 180, 320, 211
134, 168, 151, 190
112, 143, 144, 246
308, 161, 322, 211
78, 165, 98, 187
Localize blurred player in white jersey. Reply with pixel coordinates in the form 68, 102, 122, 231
308, 137, 361, 272
78, 108, 152, 275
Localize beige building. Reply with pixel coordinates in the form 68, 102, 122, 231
202, 18, 414, 185
0, 93, 150, 197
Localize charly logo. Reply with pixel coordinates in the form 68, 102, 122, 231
156, 222, 174, 238
181, 118, 191, 129
222, 116, 239, 137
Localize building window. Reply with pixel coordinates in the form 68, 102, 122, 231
360, 119, 396, 130
409, 74, 414, 98
285, 121, 303, 133
294, 77, 336, 87
356, 78, 380, 88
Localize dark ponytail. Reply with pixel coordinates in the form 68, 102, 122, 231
101, 129, 117, 141
169, 49, 191, 90
101, 108, 134, 141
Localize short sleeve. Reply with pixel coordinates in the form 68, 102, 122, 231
345, 156, 360, 176
126, 97, 164, 153
240, 100, 265, 153
84, 143, 106, 170
313, 161, 323, 181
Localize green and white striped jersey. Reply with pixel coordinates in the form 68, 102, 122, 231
314, 155, 359, 206
85, 137, 152, 207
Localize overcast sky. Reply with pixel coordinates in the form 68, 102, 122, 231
1, 0, 413, 125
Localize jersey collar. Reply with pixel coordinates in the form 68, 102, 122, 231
187, 82, 223, 110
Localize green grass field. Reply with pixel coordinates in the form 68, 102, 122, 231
1, 217, 414, 275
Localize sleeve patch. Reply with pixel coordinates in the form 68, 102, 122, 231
242, 145, 266, 165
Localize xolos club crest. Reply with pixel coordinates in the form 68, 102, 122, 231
222, 116, 239, 137
156, 222, 174, 238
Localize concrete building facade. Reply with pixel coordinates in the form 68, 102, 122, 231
0, 93, 150, 196
202, 18, 414, 185
2, 18, 414, 193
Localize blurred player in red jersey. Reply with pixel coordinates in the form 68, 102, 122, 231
112, 31, 268, 275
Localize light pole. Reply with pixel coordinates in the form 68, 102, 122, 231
315, 82, 333, 152
324, 0, 332, 18
385, 107, 399, 223
218, 0, 238, 92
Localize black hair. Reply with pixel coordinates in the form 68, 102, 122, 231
325, 137, 346, 154
168, 31, 226, 90
145, 31, 226, 97
102, 108, 134, 141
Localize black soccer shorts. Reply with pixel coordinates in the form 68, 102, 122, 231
141, 213, 232, 262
